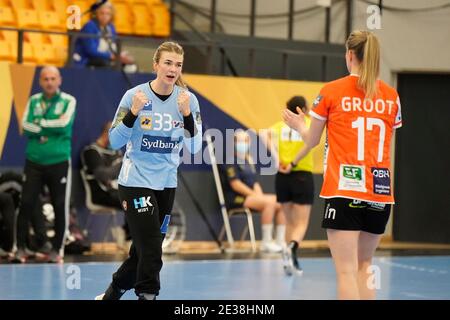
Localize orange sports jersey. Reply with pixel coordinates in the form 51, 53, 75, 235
310, 74, 402, 203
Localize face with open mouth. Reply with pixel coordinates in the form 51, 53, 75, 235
154, 51, 184, 87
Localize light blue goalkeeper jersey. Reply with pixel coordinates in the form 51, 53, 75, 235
109, 82, 202, 190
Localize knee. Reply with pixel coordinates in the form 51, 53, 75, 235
263, 200, 277, 211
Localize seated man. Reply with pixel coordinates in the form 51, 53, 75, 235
221, 130, 286, 253
81, 122, 123, 210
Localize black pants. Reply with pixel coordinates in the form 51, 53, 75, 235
0, 192, 15, 252
112, 185, 175, 296
16, 160, 71, 253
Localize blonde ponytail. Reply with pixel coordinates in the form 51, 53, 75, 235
346, 31, 380, 98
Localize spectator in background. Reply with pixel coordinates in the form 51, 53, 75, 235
81, 121, 123, 210
222, 129, 286, 253
14, 66, 76, 264
73, 1, 136, 72
81, 121, 130, 240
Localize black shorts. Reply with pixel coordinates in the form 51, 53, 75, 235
321, 198, 391, 235
275, 171, 314, 205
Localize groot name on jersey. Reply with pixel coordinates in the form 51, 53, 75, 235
341, 97, 396, 115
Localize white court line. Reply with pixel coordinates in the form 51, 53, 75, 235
378, 257, 449, 274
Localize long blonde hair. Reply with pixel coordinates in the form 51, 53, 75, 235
153, 41, 187, 89
346, 30, 380, 98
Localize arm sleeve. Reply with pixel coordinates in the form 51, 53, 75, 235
183, 113, 196, 137
109, 90, 133, 149
22, 99, 42, 137
40, 95, 76, 135
183, 93, 203, 154
80, 22, 112, 60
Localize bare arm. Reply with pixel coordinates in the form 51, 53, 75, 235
283, 107, 326, 148
292, 144, 313, 165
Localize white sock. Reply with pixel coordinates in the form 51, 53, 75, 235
262, 224, 273, 243
140, 293, 155, 300
275, 225, 286, 246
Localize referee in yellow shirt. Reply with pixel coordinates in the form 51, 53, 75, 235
268, 96, 314, 276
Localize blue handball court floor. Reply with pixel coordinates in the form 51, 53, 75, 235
0, 255, 449, 300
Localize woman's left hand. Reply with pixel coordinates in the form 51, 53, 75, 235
178, 90, 191, 116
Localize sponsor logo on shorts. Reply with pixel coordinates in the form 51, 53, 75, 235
367, 201, 387, 211
349, 200, 366, 209
371, 167, 391, 195
122, 200, 127, 211
133, 196, 154, 214
324, 203, 336, 220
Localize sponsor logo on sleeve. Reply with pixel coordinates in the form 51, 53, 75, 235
112, 107, 129, 128
195, 112, 202, 124
313, 95, 323, 107
371, 167, 391, 195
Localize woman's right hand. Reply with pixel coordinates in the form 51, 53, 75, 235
131, 90, 149, 115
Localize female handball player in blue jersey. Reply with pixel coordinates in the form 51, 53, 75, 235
96, 41, 202, 300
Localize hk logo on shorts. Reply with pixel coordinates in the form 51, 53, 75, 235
133, 196, 154, 214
